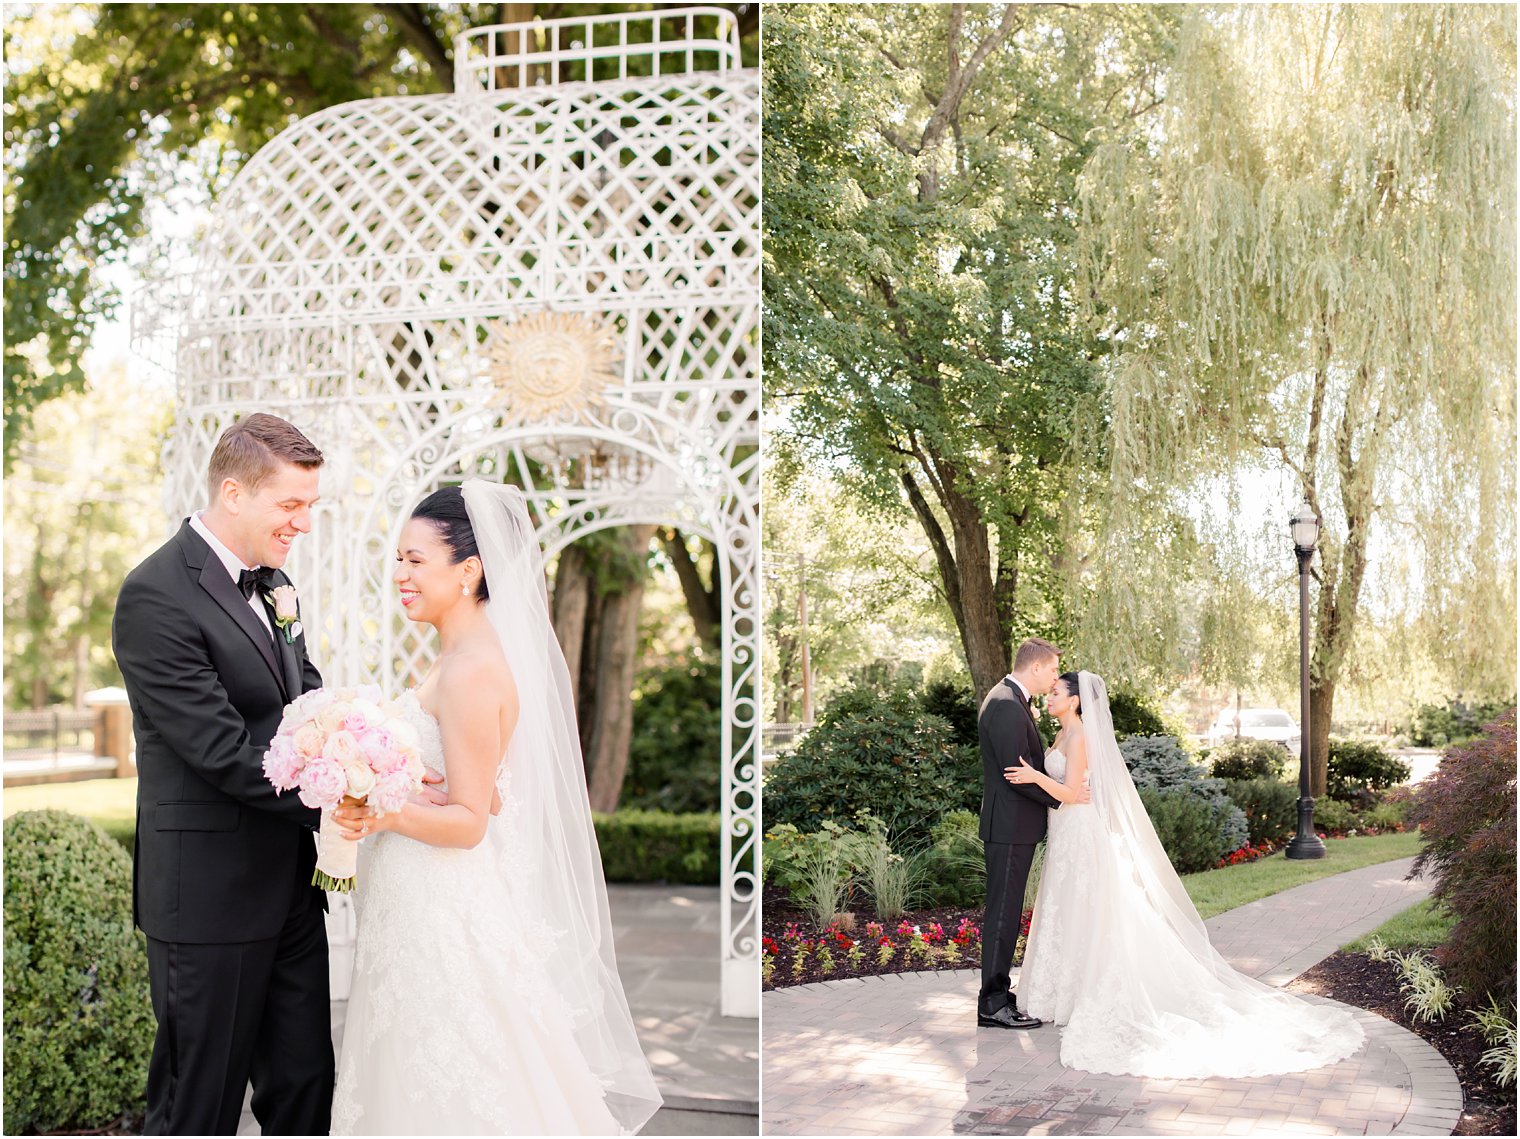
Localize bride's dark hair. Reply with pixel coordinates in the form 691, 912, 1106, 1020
1060, 671, 1082, 716
411, 486, 488, 602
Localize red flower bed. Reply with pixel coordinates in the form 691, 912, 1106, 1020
762, 886, 1016, 989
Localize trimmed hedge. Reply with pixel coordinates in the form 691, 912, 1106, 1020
4, 810, 154, 1134
594, 811, 735, 885
1224, 778, 1299, 844
1209, 738, 1289, 781
1326, 738, 1411, 802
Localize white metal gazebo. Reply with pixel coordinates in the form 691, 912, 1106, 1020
145, 8, 759, 1014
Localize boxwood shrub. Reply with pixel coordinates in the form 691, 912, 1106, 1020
4, 810, 154, 1134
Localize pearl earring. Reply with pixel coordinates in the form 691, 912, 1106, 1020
461, 582, 470, 596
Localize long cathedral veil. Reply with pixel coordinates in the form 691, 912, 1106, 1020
1079, 671, 1218, 949
462, 479, 662, 1134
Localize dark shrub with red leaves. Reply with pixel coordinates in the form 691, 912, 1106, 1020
1410, 707, 1517, 1003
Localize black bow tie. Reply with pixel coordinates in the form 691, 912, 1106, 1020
238, 566, 275, 600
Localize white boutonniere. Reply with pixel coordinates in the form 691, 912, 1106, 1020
265, 584, 303, 644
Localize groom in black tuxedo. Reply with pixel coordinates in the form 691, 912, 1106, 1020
112, 414, 333, 1135
976, 636, 1086, 1029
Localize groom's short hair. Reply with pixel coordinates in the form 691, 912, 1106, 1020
207, 414, 324, 501
1013, 637, 1061, 671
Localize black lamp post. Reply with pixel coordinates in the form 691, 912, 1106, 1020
1285, 499, 1326, 860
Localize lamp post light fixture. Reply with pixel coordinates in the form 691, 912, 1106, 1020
1286, 499, 1327, 860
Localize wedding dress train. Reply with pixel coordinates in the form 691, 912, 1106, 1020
1018, 674, 1364, 1079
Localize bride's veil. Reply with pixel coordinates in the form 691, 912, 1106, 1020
1078, 669, 1318, 1000
462, 479, 662, 1133
1080, 671, 1215, 947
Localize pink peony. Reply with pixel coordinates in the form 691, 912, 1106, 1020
297, 757, 348, 809
357, 725, 398, 762
262, 736, 304, 791
369, 767, 416, 815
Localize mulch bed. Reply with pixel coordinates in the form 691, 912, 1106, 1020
1288, 951, 1516, 1137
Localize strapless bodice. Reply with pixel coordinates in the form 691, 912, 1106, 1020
395, 689, 446, 787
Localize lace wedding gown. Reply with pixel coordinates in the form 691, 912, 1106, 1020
1018, 747, 1365, 1079
331, 690, 625, 1135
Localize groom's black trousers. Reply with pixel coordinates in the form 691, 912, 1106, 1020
979, 840, 1038, 1014
144, 887, 333, 1136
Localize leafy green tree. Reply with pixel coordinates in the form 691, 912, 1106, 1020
763, 2, 1175, 698
1079, 4, 1516, 794
763, 466, 959, 723
2, 2, 758, 467
2, 366, 173, 709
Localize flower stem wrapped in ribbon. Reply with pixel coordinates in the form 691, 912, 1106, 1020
262, 685, 426, 892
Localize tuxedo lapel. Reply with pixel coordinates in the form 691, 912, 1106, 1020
1004, 678, 1034, 725
188, 535, 284, 692
1004, 678, 1043, 754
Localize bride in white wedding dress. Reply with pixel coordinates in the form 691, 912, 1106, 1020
328, 481, 661, 1135
1006, 670, 1365, 1079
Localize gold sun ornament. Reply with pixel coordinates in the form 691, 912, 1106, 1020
486, 311, 621, 423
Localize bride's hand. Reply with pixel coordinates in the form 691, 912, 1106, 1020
1004, 756, 1039, 785
336, 801, 400, 841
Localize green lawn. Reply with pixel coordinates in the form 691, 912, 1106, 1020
1181, 830, 1423, 920
1343, 896, 1456, 953
4, 776, 138, 846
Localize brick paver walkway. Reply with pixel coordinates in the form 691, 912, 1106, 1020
763, 857, 1462, 1136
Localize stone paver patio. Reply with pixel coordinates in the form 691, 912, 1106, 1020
238, 884, 757, 1134
763, 857, 1462, 1136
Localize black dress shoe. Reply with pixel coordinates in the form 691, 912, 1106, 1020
977, 1004, 1043, 1029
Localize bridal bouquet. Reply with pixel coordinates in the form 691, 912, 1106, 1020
262, 685, 426, 892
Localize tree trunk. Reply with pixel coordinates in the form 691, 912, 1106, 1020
902, 462, 1012, 702
551, 543, 592, 691
660, 527, 721, 651
1308, 673, 1334, 800
583, 524, 658, 812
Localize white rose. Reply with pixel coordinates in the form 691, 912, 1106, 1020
343, 759, 377, 797
269, 584, 299, 622
292, 721, 325, 759
390, 719, 422, 752
316, 702, 349, 735
404, 749, 427, 782
323, 729, 360, 765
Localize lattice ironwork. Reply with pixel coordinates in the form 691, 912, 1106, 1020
145, 8, 759, 1016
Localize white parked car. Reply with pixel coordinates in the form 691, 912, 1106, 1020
1208, 708, 1302, 753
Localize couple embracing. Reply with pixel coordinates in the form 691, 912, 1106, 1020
112, 414, 660, 1135
975, 637, 1365, 1079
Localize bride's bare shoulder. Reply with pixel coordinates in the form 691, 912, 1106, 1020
436, 643, 515, 702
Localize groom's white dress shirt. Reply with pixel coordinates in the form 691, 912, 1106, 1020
1008, 675, 1032, 706
191, 511, 274, 637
